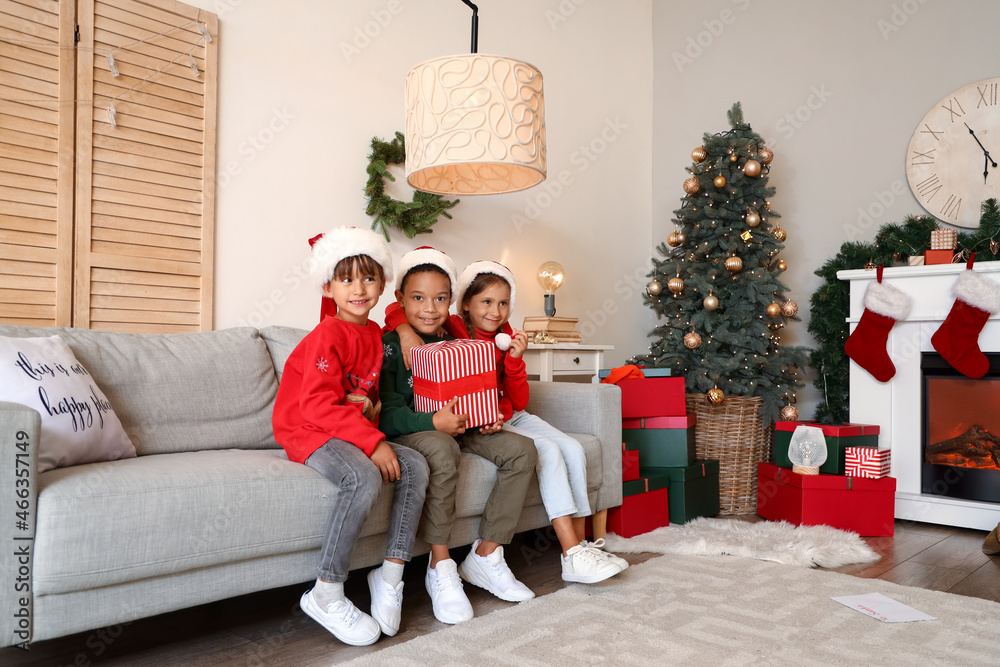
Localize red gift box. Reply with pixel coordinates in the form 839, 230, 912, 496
756, 462, 895, 536
622, 449, 640, 482
606, 487, 670, 538
775, 421, 879, 436
411, 339, 499, 428
924, 249, 955, 265
622, 414, 696, 429
617, 377, 686, 418
845, 447, 891, 478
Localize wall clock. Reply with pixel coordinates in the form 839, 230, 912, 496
906, 77, 1000, 228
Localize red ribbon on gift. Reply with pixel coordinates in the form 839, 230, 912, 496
413, 371, 497, 401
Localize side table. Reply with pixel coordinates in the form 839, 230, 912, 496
522, 343, 613, 382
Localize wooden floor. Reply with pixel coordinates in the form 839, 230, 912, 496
3, 519, 997, 666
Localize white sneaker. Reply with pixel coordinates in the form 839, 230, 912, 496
562, 544, 622, 584
367, 567, 403, 636
300, 589, 381, 646
458, 539, 535, 602
425, 559, 474, 624
585, 538, 630, 572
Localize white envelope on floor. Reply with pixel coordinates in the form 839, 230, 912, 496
831, 592, 937, 623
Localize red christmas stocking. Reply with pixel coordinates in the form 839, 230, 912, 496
931, 254, 1000, 379
844, 266, 912, 382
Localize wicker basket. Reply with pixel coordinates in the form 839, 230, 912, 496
686, 393, 771, 515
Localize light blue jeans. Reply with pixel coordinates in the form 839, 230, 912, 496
504, 410, 592, 521
305, 438, 429, 583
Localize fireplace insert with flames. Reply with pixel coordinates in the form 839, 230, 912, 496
921, 352, 1000, 504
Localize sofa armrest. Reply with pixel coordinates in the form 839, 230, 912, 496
0, 402, 39, 648
524, 382, 622, 512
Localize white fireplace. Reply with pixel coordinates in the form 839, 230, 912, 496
839, 260, 1000, 531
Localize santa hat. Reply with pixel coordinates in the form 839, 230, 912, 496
308, 227, 394, 291
456, 260, 517, 312
395, 246, 458, 303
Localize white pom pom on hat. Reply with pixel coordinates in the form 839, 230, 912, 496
395, 246, 459, 304
456, 260, 517, 312
308, 226, 393, 291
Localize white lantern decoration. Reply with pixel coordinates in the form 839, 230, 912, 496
788, 425, 827, 475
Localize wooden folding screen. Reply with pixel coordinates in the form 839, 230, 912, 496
1, 0, 217, 332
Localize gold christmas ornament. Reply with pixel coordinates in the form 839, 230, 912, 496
765, 201, 772, 210
725, 256, 743, 272
667, 231, 685, 247
777, 259, 787, 271
691, 146, 707, 163
766, 301, 782, 317
729, 153, 738, 162
668, 277, 685, 294
758, 146, 774, 164
745, 211, 761, 227
683, 177, 700, 194
780, 404, 799, 421
706, 387, 725, 405
781, 300, 799, 317
703, 293, 720, 310
647, 279, 662, 296
713, 174, 727, 188
865, 261, 877, 271
743, 159, 761, 177
684, 331, 702, 349
992, 239, 999, 254
771, 226, 787, 242
740, 230, 753, 242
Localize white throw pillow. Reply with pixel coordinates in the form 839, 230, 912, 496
0, 335, 136, 472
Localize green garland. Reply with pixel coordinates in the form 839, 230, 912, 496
365, 132, 460, 240
808, 200, 1000, 423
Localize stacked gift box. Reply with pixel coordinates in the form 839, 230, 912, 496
599, 368, 721, 537
759, 420, 895, 536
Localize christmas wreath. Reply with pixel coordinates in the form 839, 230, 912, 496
808, 200, 1000, 423
365, 132, 459, 240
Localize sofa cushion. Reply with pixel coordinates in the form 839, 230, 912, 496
32, 449, 398, 595
260, 325, 308, 381
0, 326, 279, 455
0, 335, 136, 472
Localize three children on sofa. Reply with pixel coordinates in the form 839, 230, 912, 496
272, 227, 625, 647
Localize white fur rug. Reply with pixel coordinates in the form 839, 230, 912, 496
602, 517, 880, 568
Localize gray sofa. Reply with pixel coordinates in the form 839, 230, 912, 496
0, 324, 622, 647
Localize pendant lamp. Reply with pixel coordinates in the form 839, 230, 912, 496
405, 0, 546, 195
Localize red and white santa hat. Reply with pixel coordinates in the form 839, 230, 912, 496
456, 260, 517, 312
395, 246, 458, 303
308, 226, 394, 291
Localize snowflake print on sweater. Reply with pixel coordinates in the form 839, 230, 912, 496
316, 357, 329, 372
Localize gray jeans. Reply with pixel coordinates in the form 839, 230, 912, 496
305, 439, 429, 582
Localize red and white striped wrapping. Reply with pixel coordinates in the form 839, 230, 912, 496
845, 447, 891, 478
930, 229, 957, 250
411, 339, 499, 428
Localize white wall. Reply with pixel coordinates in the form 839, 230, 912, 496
182, 0, 655, 367
653, 0, 1000, 417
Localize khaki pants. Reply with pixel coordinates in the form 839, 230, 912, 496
394, 429, 537, 545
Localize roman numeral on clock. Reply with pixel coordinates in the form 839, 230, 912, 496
977, 83, 998, 107
920, 124, 944, 141
941, 97, 966, 122
910, 149, 935, 165
915, 174, 942, 201
941, 194, 962, 220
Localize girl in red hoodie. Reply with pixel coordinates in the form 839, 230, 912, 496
387, 261, 627, 584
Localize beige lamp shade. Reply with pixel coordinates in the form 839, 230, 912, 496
405, 54, 546, 196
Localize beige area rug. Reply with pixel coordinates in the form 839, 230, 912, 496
603, 517, 881, 568
342, 554, 1000, 666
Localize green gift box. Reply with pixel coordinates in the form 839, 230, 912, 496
623, 422, 695, 468
622, 473, 671, 497
644, 460, 720, 525
773, 421, 879, 475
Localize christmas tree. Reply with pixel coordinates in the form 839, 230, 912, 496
631, 103, 809, 423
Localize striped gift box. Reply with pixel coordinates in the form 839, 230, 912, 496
411, 339, 499, 428
930, 228, 957, 250
845, 447, 891, 478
